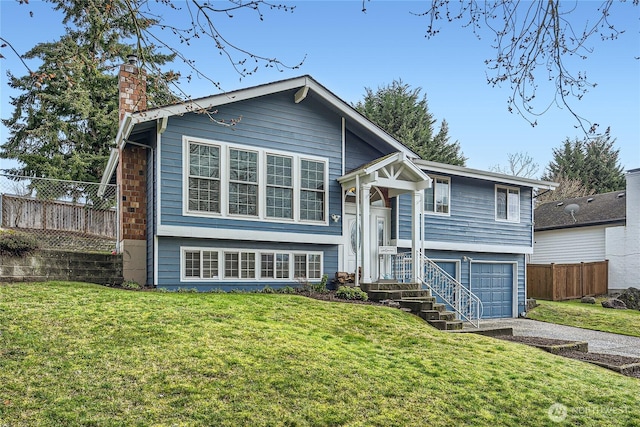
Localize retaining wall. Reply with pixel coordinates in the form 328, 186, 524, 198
0, 250, 123, 285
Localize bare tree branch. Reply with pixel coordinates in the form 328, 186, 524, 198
410, 0, 638, 136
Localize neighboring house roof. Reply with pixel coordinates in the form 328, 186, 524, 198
534, 191, 626, 231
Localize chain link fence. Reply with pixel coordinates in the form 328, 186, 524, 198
0, 174, 118, 253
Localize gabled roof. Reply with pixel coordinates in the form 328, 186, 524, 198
338, 152, 431, 197
99, 75, 420, 193
534, 191, 626, 231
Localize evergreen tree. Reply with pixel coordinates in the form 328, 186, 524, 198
353, 80, 465, 165
1, 0, 175, 187
542, 128, 625, 194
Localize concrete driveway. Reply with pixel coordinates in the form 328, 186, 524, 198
474, 318, 640, 358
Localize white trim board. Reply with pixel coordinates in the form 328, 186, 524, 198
157, 225, 341, 245
393, 239, 533, 255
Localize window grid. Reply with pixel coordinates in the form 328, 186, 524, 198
266, 154, 293, 219
241, 253, 256, 279
275, 254, 290, 279
261, 253, 274, 278
183, 249, 322, 281
300, 160, 325, 221
294, 254, 306, 278
224, 252, 240, 278
186, 139, 327, 223
184, 251, 201, 277
188, 143, 221, 213
202, 250, 218, 278
308, 254, 321, 279
229, 149, 258, 216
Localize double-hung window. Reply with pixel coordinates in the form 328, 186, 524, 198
266, 154, 293, 219
300, 159, 325, 221
424, 176, 450, 214
185, 138, 327, 223
496, 186, 520, 222
228, 148, 258, 216
188, 143, 220, 213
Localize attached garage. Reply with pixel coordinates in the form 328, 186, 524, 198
471, 262, 515, 319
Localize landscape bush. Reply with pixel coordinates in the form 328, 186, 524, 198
0, 229, 39, 256
335, 286, 369, 301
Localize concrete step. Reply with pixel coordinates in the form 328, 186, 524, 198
427, 320, 448, 330
446, 320, 464, 331
360, 282, 421, 292
419, 310, 442, 321
366, 289, 432, 302
427, 319, 464, 331
397, 299, 437, 313
438, 311, 457, 321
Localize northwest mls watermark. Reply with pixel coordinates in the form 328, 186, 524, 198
548, 402, 630, 422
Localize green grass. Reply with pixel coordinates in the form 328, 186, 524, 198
1, 282, 639, 426
528, 298, 640, 338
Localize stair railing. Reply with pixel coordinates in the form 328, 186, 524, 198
391, 252, 483, 328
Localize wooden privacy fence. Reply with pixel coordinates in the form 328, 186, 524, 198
1, 194, 117, 238
527, 261, 608, 301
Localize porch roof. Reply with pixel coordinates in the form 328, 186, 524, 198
338, 152, 432, 197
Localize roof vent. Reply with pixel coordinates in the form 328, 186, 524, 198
556, 202, 564, 207
617, 192, 625, 198
587, 197, 594, 203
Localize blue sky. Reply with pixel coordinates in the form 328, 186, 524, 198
1, 0, 639, 176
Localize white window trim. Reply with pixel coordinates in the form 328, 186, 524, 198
180, 246, 324, 282
495, 185, 520, 223
182, 136, 329, 225
424, 174, 451, 216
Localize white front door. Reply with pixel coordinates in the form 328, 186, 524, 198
344, 203, 391, 281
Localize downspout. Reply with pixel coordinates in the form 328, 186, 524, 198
355, 173, 360, 288
154, 117, 168, 288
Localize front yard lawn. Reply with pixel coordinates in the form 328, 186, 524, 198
1, 282, 639, 426
528, 298, 640, 338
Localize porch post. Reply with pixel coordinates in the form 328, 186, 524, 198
361, 183, 371, 283
412, 190, 422, 283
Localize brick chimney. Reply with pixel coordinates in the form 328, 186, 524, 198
117, 54, 148, 286
119, 54, 147, 121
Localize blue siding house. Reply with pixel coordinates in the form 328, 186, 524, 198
101, 68, 556, 322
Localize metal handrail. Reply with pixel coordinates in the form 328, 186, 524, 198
392, 252, 483, 328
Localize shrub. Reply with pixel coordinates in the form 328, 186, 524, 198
277, 286, 297, 294
0, 229, 39, 256
335, 286, 369, 301
261, 285, 275, 294
121, 280, 141, 290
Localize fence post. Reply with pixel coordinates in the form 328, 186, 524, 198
551, 263, 557, 301
580, 262, 584, 297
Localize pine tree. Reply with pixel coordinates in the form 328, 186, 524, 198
1, 0, 175, 187
542, 129, 625, 194
353, 80, 466, 166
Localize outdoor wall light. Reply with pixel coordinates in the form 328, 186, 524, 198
331, 214, 341, 223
